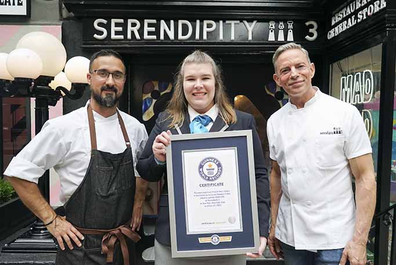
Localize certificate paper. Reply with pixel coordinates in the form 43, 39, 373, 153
182, 148, 242, 234
167, 131, 259, 257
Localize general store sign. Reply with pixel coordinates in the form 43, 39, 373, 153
83, 19, 319, 44
0, 0, 29, 16
327, 0, 386, 40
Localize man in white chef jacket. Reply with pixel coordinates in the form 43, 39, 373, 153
4, 49, 148, 265
267, 43, 376, 265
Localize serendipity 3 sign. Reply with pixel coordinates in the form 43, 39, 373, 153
83, 18, 319, 44
328, 0, 387, 40
0, 0, 29, 16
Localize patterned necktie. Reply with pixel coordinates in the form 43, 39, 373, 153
189, 115, 212, 134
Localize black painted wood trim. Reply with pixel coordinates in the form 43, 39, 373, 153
62, 0, 323, 18
374, 30, 396, 265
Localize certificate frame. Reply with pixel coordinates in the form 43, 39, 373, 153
167, 130, 259, 258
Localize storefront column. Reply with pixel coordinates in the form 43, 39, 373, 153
375, 29, 396, 265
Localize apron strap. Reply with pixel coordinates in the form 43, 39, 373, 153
116, 110, 131, 146
87, 104, 131, 150
87, 104, 97, 150
76, 223, 140, 265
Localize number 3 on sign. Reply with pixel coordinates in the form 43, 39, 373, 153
305, 21, 318, 41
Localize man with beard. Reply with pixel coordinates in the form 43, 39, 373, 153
4, 50, 148, 265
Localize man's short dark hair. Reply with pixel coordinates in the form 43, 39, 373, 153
89, 49, 125, 72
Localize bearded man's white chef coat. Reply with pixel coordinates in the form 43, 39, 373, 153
4, 101, 148, 204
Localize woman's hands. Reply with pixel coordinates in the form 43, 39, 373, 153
152, 130, 172, 162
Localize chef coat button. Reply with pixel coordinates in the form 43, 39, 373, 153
307, 201, 312, 206
289, 111, 293, 115
303, 138, 306, 142
288, 168, 293, 174
302, 168, 306, 173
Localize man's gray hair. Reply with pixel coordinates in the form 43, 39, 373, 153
272, 43, 311, 71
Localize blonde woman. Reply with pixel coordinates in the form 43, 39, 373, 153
137, 50, 270, 265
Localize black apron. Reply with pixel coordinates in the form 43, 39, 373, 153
56, 105, 140, 265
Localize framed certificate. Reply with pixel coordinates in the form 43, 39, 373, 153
167, 130, 259, 258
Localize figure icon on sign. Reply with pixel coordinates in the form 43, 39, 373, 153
268, 21, 276, 41
287, 21, 294, 41
278, 21, 285, 41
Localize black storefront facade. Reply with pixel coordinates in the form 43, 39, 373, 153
60, 0, 395, 264
322, 0, 396, 264
1, 0, 395, 264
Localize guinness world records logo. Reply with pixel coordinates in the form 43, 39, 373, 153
198, 157, 222, 181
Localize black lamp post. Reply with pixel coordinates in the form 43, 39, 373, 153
0, 32, 88, 253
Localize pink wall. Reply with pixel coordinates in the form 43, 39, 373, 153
1, 25, 63, 206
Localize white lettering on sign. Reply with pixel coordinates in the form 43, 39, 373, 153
362, 109, 373, 139
226, 20, 239, 41
91, 19, 318, 42
327, 0, 386, 40
203, 20, 216, 40
127, 19, 141, 40
93, 19, 108, 40
111, 19, 124, 40
160, 20, 174, 40
178, 20, 192, 40
243, 20, 257, 41
0, 0, 26, 16
195, 20, 200, 40
305, 21, 318, 41
340, 70, 374, 104
219, 20, 224, 40
144, 19, 157, 40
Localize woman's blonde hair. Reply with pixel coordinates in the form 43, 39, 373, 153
166, 50, 236, 128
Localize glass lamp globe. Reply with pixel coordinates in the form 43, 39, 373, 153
16, 32, 67, 77
6, 48, 43, 79
0, 53, 14, 81
50, 72, 71, 91
65, 56, 90, 84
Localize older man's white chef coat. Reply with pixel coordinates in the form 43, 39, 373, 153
267, 88, 372, 250
4, 101, 148, 204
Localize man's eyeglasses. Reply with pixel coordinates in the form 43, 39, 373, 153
91, 69, 126, 82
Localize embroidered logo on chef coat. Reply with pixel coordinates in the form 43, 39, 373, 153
199, 157, 223, 181
319, 127, 343, 135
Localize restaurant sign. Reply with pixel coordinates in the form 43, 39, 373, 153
327, 0, 386, 40
83, 19, 319, 45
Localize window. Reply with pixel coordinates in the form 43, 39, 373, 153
330, 44, 382, 263
2, 98, 30, 172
